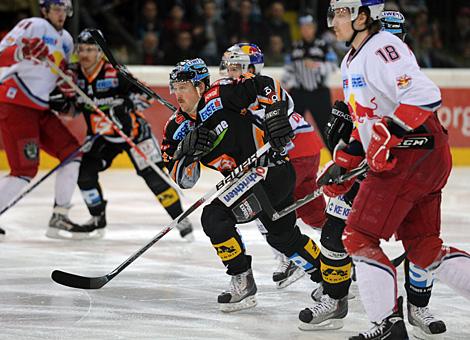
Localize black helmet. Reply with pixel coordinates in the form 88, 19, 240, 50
77, 28, 102, 46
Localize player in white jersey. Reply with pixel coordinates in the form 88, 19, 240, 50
0, 0, 88, 239
322, 0, 470, 339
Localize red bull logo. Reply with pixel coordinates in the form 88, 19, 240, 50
348, 94, 380, 123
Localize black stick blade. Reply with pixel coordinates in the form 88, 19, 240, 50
51, 270, 109, 290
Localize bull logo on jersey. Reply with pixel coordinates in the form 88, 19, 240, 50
48, 51, 65, 76
348, 94, 380, 123
396, 74, 412, 89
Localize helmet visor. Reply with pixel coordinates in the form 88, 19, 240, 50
327, 6, 353, 27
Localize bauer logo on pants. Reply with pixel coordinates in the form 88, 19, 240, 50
213, 237, 242, 261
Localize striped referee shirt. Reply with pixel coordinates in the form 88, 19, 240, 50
282, 38, 338, 91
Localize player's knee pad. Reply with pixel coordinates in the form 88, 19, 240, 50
201, 202, 237, 240
321, 215, 347, 253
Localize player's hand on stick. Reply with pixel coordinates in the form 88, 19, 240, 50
174, 126, 217, 161
57, 69, 76, 98
324, 100, 353, 150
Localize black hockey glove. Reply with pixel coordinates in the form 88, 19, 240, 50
174, 126, 217, 161
49, 91, 72, 113
324, 100, 353, 151
263, 101, 293, 152
109, 100, 133, 136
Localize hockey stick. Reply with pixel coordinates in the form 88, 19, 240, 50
0, 134, 100, 216
88, 29, 177, 112
51, 143, 271, 289
268, 163, 369, 221
43, 58, 182, 197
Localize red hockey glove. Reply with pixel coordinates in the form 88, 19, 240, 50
57, 69, 76, 98
20, 37, 49, 61
317, 161, 355, 197
367, 119, 402, 172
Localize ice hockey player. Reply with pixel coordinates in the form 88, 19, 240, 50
298, 10, 449, 337
323, 0, 470, 338
59, 28, 193, 240
219, 43, 326, 288
162, 58, 324, 312
0, 0, 88, 239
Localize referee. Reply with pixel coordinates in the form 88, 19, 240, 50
282, 14, 337, 151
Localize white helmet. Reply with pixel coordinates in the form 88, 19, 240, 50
220, 43, 264, 76
39, 0, 73, 17
327, 0, 384, 27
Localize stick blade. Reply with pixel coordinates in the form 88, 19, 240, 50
51, 270, 109, 290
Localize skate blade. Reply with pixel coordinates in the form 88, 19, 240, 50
412, 326, 445, 340
219, 295, 257, 313
276, 268, 306, 289
298, 318, 344, 331
45, 227, 105, 240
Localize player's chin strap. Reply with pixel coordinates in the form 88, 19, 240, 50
346, 19, 370, 47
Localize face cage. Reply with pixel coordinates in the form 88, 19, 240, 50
327, 6, 356, 27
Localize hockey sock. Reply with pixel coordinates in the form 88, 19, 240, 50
156, 187, 182, 219
54, 159, 80, 207
433, 248, 470, 300
405, 258, 433, 307
0, 175, 29, 210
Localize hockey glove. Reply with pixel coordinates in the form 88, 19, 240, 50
263, 101, 293, 152
19, 37, 49, 61
367, 118, 402, 172
317, 140, 364, 197
174, 126, 217, 161
57, 69, 76, 98
109, 100, 134, 136
324, 100, 353, 150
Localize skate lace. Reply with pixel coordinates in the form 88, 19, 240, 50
230, 272, 247, 295
275, 258, 291, 274
308, 295, 336, 317
413, 306, 437, 325
361, 321, 386, 339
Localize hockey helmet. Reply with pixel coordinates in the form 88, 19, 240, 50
39, 0, 73, 17
327, 0, 385, 27
169, 58, 210, 93
220, 43, 264, 76
381, 11, 406, 41
77, 28, 103, 46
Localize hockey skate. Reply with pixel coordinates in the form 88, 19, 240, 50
407, 302, 446, 339
311, 282, 355, 302
79, 210, 107, 239
349, 297, 409, 340
273, 255, 305, 288
46, 206, 101, 240
176, 217, 194, 242
299, 294, 348, 331
218, 268, 257, 312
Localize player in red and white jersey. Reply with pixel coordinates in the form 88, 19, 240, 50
323, 0, 470, 338
220, 43, 326, 288
0, 0, 86, 239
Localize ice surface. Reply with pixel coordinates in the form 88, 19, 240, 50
1, 168, 469, 340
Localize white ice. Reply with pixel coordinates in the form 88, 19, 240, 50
1, 167, 470, 340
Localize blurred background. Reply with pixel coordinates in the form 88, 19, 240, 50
1, 0, 469, 67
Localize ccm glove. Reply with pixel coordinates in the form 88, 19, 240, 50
366, 118, 403, 172
174, 126, 217, 161
324, 100, 353, 150
263, 101, 293, 152
19, 37, 49, 61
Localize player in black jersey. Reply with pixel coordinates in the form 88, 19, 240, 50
59, 29, 193, 240
162, 58, 326, 313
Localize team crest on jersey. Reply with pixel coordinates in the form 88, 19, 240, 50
204, 87, 219, 103
342, 78, 349, 89
96, 78, 119, 91
396, 74, 412, 89
199, 97, 223, 121
23, 141, 39, 160
172, 120, 195, 141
